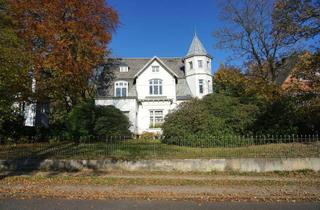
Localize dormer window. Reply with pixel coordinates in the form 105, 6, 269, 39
119, 66, 128, 72
189, 61, 193, 69
198, 60, 203, 68
152, 66, 159, 72
115, 81, 128, 97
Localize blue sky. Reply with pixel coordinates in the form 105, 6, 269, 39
108, 0, 231, 72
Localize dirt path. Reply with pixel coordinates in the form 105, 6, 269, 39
0, 171, 319, 202
21, 171, 320, 182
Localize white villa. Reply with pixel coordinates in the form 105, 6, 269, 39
95, 34, 213, 134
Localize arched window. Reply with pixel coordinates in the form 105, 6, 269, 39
114, 81, 128, 97
149, 79, 163, 95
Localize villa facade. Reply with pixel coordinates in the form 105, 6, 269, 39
95, 34, 213, 134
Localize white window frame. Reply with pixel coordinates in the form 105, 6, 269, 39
149, 110, 164, 128
198, 60, 203, 68
149, 79, 163, 95
119, 66, 129, 72
114, 81, 128, 97
152, 66, 160, 72
199, 79, 204, 94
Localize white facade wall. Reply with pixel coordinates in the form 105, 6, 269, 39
24, 78, 37, 127
134, 59, 179, 134
24, 103, 36, 127
135, 60, 177, 101
137, 101, 177, 134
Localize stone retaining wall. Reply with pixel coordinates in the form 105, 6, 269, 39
0, 158, 319, 173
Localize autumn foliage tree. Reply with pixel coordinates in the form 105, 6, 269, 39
0, 0, 32, 133
290, 51, 320, 133
213, 65, 281, 104
213, 61, 319, 134
272, 0, 320, 45
9, 0, 119, 119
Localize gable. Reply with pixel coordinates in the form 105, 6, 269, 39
135, 59, 176, 82
134, 57, 179, 79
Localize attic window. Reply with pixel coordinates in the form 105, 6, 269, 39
152, 66, 160, 72
119, 66, 128, 72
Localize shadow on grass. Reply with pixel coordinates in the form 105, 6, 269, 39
0, 140, 161, 180
0, 142, 77, 180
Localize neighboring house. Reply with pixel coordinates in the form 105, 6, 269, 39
95, 34, 213, 134
275, 54, 313, 92
23, 77, 49, 128
281, 75, 312, 91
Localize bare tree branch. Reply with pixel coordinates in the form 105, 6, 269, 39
214, 0, 294, 83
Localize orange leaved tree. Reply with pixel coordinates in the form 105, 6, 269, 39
9, 0, 118, 115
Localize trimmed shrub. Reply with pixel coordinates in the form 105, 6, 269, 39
67, 100, 131, 139
1, 114, 25, 140
162, 99, 233, 146
94, 105, 131, 137
67, 100, 96, 138
162, 94, 261, 147
201, 93, 259, 135
252, 96, 301, 135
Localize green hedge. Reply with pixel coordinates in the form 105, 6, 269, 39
67, 100, 131, 139
162, 94, 259, 147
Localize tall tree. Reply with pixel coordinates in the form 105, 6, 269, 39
214, 0, 294, 83
9, 0, 119, 115
295, 51, 320, 93
272, 0, 320, 45
213, 65, 281, 103
0, 0, 32, 133
272, 1, 320, 133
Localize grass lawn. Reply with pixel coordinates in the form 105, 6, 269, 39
0, 139, 319, 160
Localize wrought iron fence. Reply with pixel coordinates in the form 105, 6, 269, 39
0, 134, 319, 160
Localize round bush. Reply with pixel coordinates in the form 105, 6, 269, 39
94, 105, 131, 137
161, 99, 233, 146
67, 100, 131, 138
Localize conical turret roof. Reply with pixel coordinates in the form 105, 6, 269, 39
186, 33, 208, 57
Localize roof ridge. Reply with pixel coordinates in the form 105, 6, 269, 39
109, 57, 151, 60
110, 57, 183, 60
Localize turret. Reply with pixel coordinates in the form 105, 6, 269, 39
184, 33, 213, 98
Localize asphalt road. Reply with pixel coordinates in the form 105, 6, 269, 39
0, 199, 319, 210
